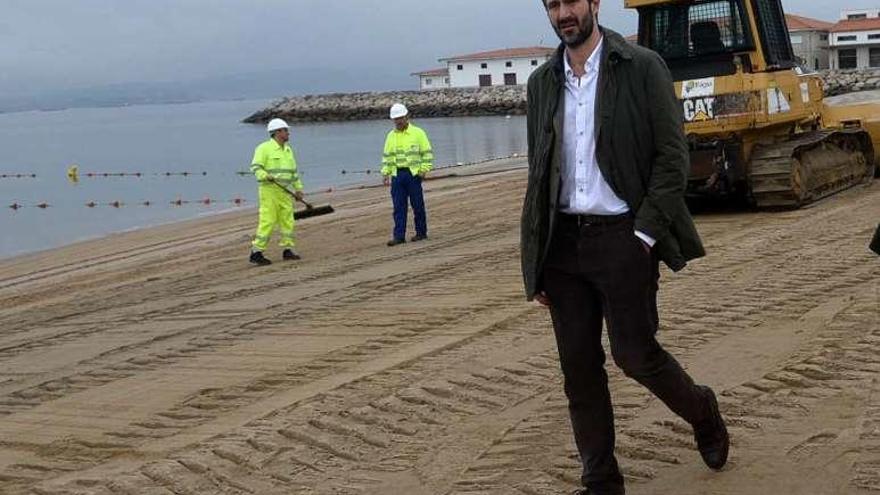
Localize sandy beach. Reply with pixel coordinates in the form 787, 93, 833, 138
1, 159, 878, 494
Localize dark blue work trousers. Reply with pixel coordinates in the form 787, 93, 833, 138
390, 168, 427, 241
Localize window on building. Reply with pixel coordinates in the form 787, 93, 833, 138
839, 48, 858, 69
820, 34, 828, 41
790, 35, 803, 44
838, 35, 858, 42
444, 77, 449, 84
504, 73, 517, 85
869, 34, 880, 40
479, 74, 492, 87
481, 62, 488, 69
847, 13, 868, 20
425, 78, 432, 85
871, 48, 880, 67
457, 64, 463, 70
505, 61, 513, 67
815, 58, 820, 69
531, 59, 538, 66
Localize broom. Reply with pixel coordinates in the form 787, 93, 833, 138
255, 165, 335, 219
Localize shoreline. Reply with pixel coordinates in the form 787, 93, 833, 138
0, 154, 527, 267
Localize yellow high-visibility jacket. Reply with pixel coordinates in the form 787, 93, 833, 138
250, 139, 304, 190
381, 124, 434, 177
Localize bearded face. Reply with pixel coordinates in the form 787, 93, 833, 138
548, 0, 597, 48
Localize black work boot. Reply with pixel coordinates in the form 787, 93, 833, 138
282, 249, 301, 260
694, 385, 729, 470
410, 234, 428, 242
249, 251, 272, 266
387, 238, 406, 246
571, 486, 623, 494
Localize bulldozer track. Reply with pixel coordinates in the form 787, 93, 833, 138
749, 129, 875, 208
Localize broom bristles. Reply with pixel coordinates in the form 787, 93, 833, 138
294, 205, 334, 220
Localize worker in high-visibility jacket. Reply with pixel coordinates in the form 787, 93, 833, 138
249, 118, 304, 265
381, 103, 434, 246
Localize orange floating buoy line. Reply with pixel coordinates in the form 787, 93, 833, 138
8, 202, 51, 210
83, 172, 144, 178
66, 165, 212, 183
159, 171, 208, 177
75, 171, 209, 178
0, 173, 37, 179
84, 201, 142, 208
168, 197, 248, 207
7, 198, 248, 211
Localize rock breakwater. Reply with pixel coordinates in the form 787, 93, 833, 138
243, 86, 527, 124
821, 68, 880, 96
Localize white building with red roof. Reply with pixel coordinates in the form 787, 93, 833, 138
411, 68, 450, 91
786, 14, 833, 70
830, 9, 880, 69
413, 47, 555, 90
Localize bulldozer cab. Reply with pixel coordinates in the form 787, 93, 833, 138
628, 0, 798, 81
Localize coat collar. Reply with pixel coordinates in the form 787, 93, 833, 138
550, 26, 632, 83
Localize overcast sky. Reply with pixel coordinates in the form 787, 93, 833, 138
1, 0, 877, 98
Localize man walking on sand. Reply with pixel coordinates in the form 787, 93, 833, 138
381, 103, 434, 246
249, 118, 304, 265
520, 0, 729, 493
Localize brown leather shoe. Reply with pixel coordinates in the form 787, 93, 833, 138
694, 385, 729, 470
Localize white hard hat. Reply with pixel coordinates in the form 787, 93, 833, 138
389, 103, 409, 119
267, 118, 289, 133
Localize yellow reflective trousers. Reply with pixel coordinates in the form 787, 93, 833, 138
252, 184, 295, 251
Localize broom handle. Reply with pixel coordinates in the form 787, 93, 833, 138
255, 164, 314, 209
272, 179, 314, 209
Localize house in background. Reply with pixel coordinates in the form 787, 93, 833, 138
413, 47, 555, 90
786, 14, 833, 70
412, 68, 450, 91
829, 9, 880, 70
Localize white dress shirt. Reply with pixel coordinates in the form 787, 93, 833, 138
559, 37, 655, 247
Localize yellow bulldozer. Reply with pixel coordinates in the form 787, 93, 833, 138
626, 0, 879, 207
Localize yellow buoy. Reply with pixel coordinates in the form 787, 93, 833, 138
66, 164, 79, 184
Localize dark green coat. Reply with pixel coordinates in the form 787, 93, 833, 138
520, 28, 705, 300
871, 223, 880, 255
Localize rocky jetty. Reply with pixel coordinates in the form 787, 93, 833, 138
243, 86, 527, 124
821, 68, 880, 96
243, 68, 880, 124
